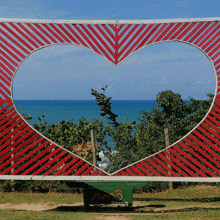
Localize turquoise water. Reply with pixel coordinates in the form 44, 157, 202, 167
14, 100, 157, 150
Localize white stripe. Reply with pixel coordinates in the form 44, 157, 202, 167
1, 175, 220, 182
0, 18, 219, 24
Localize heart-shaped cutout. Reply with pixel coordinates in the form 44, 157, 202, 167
13, 42, 215, 174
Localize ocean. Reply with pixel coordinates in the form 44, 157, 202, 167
14, 100, 156, 154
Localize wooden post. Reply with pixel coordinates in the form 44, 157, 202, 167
11, 128, 15, 192
91, 130, 97, 166
164, 128, 173, 190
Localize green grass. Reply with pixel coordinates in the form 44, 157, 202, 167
0, 184, 220, 220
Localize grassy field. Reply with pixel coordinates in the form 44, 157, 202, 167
0, 184, 220, 219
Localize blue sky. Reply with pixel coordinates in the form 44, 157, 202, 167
1, 0, 219, 100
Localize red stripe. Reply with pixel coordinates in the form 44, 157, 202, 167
17, 23, 45, 47
43, 154, 73, 176
196, 126, 220, 153
162, 23, 183, 41
202, 121, 220, 139
198, 23, 220, 47
114, 173, 121, 176
64, 24, 89, 48
2, 23, 33, 51
3, 137, 45, 175
1, 43, 21, 64
0, 127, 32, 159
0, 75, 10, 89
26, 23, 51, 45
118, 24, 146, 58
0, 103, 13, 115
38, 24, 58, 44
0, 113, 19, 128
118, 24, 132, 40
194, 22, 218, 45
0, 81, 11, 95
80, 25, 114, 62
153, 155, 179, 177
1, 38, 26, 59
81, 166, 94, 176
130, 165, 145, 176
203, 32, 219, 51
21, 144, 58, 175
57, 24, 79, 44
90, 169, 100, 176
173, 145, 207, 177
189, 22, 212, 44
148, 23, 169, 44
87, 24, 115, 57
0, 106, 14, 120
94, 24, 115, 48
147, 157, 170, 176
1, 57, 16, 72
140, 160, 160, 176
158, 152, 188, 176
188, 134, 220, 168
53, 157, 79, 175
177, 22, 197, 40
11, 141, 51, 175
43, 24, 64, 43
0, 122, 26, 147
0, 69, 11, 83
36, 151, 67, 175
1, 62, 13, 77
9, 23, 39, 49
118, 24, 125, 32
189, 133, 220, 161
29, 148, 62, 175
154, 23, 174, 42
1, 50, 18, 67
99, 171, 106, 176
119, 170, 128, 176
135, 163, 152, 176
204, 118, 220, 134
0, 134, 40, 171
208, 44, 220, 57
182, 138, 220, 176
125, 167, 136, 176
49, 23, 72, 43
168, 148, 197, 177
73, 163, 90, 176
183, 22, 204, 42
210, 51, 220, 61
63, 160, 84, 175
74, 24, 102, 55
214, 58, 220, 66
163, 150, 190, 177
170, 23, 190, 40
102, 25, 115, 41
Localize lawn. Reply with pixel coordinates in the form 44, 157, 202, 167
0, 184, 220, 220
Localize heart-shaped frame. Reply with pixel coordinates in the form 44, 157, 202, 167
1, 18, 220, 182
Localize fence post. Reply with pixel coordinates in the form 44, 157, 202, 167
91, 130, 97, 166
164, 128, 173, 190
11, 128, 15, 192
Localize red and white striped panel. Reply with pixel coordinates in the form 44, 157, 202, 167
0, 18, 220, 181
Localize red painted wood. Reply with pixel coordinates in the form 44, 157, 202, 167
162, 150, 190, 177
168, 148, 198, 177
102, 25, 115, 41
11, 141, 51, 175
140, 160, 160, 176
154, 23, 173, 42
162, 23, 183, 41
1, 42, 22, 63
135, 163, 152, 176
73, 163, 90, 176
183, 22, 204, 42
1, 37, 26, 59
147, 158, 171, 176
57, 24, 79, 44
44, 24, 65, 43
27, 23, 51, 45
81, 166, 94, 176
119, 170, 128, 176
9, 23, 39, 48
2, 23, 34, 51
130, 165, 145, 176
17, 23, 45, 47
62, 160, 84, 175
118, 24, 132, 39
176, 22, 197, 40
125, 167, 136, 176
158, 152, 188, 176
173, 145, 208, 177
1, 50, 18, 67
